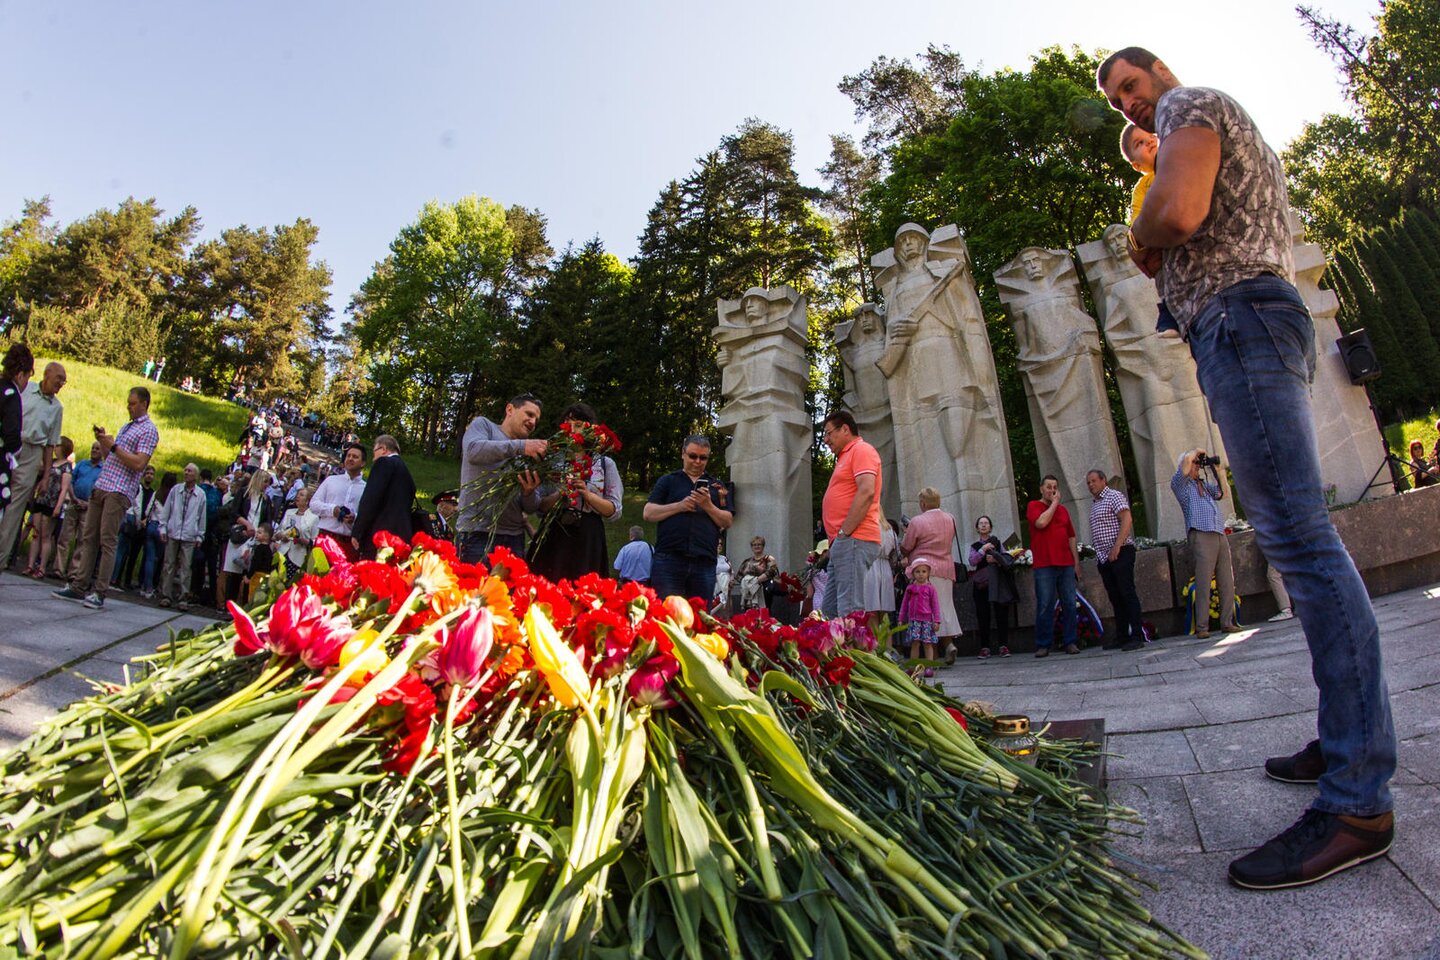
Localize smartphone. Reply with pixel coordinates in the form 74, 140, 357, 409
693, 480, 709, 492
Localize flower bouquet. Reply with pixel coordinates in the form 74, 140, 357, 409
776, 570, 805, 603
0, 532, 1205, 959
464, 417, 621, 540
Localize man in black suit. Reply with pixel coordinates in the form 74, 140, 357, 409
351, 434, 417, 559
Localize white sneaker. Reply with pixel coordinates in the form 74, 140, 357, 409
1268, 609, 1294, 622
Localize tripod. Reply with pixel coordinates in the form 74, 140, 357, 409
1360, 382, 1405, 496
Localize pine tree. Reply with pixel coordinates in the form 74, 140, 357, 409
1359, 239, 1437, 415
1334, 249, 1413, 418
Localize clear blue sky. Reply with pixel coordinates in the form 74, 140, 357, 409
1, 0, 1380, 320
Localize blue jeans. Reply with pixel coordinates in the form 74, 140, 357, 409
141, 520, 161, 591
820, 535, 879, 619
1187, 274, 1395, 816
1032, 565, 1077, 650
650, 552, 715, 604
458, 531, 525, 566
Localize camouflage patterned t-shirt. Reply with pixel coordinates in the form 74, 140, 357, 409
1155, 86, 1295, 331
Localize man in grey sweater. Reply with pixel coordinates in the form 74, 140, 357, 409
457, 393, 548, 564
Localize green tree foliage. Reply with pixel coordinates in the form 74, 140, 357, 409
628, 121, 833, 482
173, 219, 333, 400
1287, 1, 1440, 247
21, 301, 166, 373
1330, 227, 1437, 420
20, 197, 198, 315
486, 240, 650, 465
838, 45, 969, 154
0, 197, 57, 327
351, 196, 552, 455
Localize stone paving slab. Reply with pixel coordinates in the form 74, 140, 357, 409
1134, 850, 1440, 960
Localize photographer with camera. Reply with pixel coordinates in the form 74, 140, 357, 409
1172, 448, 1239, 638
644, 435, 733, 602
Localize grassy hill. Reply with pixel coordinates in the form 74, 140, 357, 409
36, 357, 251, 479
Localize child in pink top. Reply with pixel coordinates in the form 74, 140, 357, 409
900, 557, 941, 676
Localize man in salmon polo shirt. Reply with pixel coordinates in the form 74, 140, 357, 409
1027, 474, 1082, 657
819, 410, 882, 618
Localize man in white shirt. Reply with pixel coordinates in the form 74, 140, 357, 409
158, 463, 207, 610
0, 361, 65, 567
311, 443, 367, 559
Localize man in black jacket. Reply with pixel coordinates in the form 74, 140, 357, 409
351, 434, 416, 559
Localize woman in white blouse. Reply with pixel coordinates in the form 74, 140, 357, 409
275, 485, 319, 581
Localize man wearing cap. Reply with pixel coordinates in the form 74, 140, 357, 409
819, 410, 882, 618
432, 489, 459, 541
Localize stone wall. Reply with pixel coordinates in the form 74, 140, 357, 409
953, 484, 1440, 651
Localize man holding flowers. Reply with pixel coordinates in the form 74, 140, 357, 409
458, 393, 548, 564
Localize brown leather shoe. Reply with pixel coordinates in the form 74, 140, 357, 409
1195, 629, 1210, 639
1228, 808, 1394, 890
1222, 623, 1244, 633
1265, 739, 1327, 784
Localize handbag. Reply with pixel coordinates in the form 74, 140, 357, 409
229, 524, 250, 546
949, 516, 969, 584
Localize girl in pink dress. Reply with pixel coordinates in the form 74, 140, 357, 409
900, 557, 941, 677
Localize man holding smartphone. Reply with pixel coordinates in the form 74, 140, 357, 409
644, 435, 733, 602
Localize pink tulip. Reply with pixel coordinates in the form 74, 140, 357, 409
316, 534, 350, 568
437, 607, 495, 687
228, 602, 267, 657
268, 585, 328, 658
627, 655, 678, 709
298, 616, 356, 671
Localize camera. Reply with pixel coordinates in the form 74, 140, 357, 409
1195, 454, 1223, 468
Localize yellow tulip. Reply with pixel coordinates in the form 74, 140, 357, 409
692, 631, 729, 660
338, 630, 389, 683
524, 605, 592, 709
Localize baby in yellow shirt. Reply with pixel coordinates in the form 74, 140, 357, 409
1121, 123, 1179, 338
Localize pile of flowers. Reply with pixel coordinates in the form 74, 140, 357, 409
0, 533, 1204, 959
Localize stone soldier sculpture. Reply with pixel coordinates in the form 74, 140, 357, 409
713, 286, 812, 573
996, 246, 1123, 533
870, 223, 1019, 540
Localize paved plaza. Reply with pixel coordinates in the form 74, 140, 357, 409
1, 570, 1437, 959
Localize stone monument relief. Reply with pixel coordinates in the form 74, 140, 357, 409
868, 223, 1020, 541
833, 304, 901, 523
995, 246, 1123, 533
713, 286, 813, 573
1078, 224, 1227, 540
1288, 212, 1387, 503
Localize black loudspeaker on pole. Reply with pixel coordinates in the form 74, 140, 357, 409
1336, 329, 1381, 384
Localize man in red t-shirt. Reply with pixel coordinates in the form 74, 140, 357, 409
1027, 474, 1082, 656
820, 410, 881, 618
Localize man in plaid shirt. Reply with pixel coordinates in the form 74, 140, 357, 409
54, 386, 160, 610
1086, 470, 1144, 652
